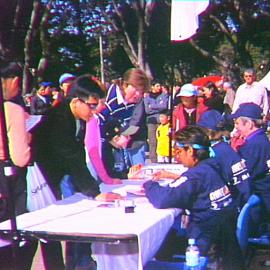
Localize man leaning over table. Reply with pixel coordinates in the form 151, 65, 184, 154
33, 74, 122, 270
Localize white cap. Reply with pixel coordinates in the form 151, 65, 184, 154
177, 84, 198, 97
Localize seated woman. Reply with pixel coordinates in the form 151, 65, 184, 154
143, 126, 245, 270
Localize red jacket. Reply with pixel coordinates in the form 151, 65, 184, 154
173, 99, 208, 132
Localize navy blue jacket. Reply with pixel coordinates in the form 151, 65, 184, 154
238, 129, 270, 196
144, 158, 234, 223
98, 84, 135, 124
212, 141, 250, 206
30, 95, 52, 115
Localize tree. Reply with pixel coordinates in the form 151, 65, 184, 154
187, 0, 270, 83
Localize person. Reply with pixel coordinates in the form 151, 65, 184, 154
144, 80, 169, 163
98, 80, 135, 176
84, 109, 122, 185
222, 81, 235, 114
201, 81, 225, 114
197, 110, 250, 208
230, 102, 270, 223
30, 81, 53, 115
173, 83, 208, 133
156, 110, 171, 163
99, 68, 150, 174
0, 61, 37, 270
232, 68, 269, 117
116, 68, 150, 166
33, 74, 106, 270
59, 72, 76, 97
143, 126, 245, 270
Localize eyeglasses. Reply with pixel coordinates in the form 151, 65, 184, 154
79, 99, 98, 110
244, 75, 253, 78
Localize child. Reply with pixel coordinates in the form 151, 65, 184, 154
156, 110, 171, 163
143, 126, 245, 270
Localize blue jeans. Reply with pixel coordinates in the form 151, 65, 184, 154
60, 176, 95, 270
126, 142, 147, 166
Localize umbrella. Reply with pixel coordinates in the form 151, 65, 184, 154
192, 75, 223, 87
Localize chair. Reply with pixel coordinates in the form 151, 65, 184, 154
248, 222, 270, 267
144, 256, 208, 270
236, 194, 261, 255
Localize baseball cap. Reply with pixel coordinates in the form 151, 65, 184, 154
230, 103, 263, 120
39, 81, 53, 87
177, 83, 198, 97
198, 110, 223, 131
59, 73, 76, 85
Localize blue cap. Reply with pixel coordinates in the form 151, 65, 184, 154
198, 110, 223, 131
177, 83, 198, 97
230, 103, 263, 120
39, 81, 53, 87
59, 73, 75, 85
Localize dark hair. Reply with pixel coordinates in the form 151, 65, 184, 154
160, 110, 170, 117
69, 74, 105, 100
152, 80, 161, 86
174, 125, 210, 161
203, 81, 219, 96
0, 62, 22, 78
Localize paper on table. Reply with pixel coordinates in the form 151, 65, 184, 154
112, 185, 145, 197
26, 115, 43, 132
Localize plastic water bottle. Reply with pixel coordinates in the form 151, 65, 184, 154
185, 238, 200, 269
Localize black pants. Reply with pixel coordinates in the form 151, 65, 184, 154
189, 210, 246, 270
0, 163, 38, 270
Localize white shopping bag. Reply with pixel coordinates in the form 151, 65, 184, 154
26, 162, 56, 211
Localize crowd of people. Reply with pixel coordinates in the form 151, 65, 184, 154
0, 60, 270, 269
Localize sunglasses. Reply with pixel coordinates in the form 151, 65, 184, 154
79, 99, 98, 109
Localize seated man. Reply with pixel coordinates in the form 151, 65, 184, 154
143, 126, 245, 270
230, 103, 270, 224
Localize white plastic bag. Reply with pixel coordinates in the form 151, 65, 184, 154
26, 162, 56, 211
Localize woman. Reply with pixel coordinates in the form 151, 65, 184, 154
143, 126, 245, 270
202, 81, 225, 114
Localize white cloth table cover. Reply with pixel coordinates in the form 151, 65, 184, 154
0, 181, 179, 270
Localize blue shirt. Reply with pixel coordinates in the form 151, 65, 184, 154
238, 129, 270, 195
212, 141, 250, 206
144, 158, 234, 223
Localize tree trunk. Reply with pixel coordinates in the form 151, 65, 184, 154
23, 0, 42, 94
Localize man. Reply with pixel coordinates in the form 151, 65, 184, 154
0, 62, 37, 269
59, 72, 76, 97
232, 68, 269, 116
99, 68, 150, 176
230, 103, 270, 222
222, 82, 235, 114
33, 74, 105, 270
30, 81, 53, 115
144, 80, 169, 163
34, 74, 104, 199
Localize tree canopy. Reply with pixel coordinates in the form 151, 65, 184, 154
0, 0, 269, 93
